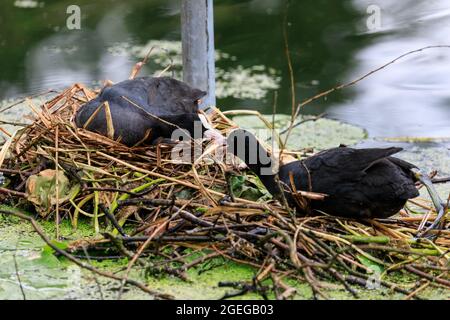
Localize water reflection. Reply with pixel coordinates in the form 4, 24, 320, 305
330, 0, 450, 137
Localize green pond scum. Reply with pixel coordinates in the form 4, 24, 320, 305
0, 215, 448, 300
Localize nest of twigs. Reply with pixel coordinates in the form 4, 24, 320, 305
0, 83, 449, 300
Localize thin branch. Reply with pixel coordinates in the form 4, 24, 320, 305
13, 242, 26, 300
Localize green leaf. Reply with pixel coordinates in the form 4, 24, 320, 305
357, 254, 384, 274
42, 240, 69, 256
230, 175, 269, 202
38, 240, 68, 267
37, 250, 61, 267
26, 169, 71, 217
230, 175, 245, 191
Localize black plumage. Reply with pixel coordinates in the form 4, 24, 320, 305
228, 129, 420, 219
75, 77, 207, 147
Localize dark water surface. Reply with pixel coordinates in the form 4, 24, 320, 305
1, 0, 450, 138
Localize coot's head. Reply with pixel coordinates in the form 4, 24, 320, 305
227, 129, 278, 176
154, 77, 207, 108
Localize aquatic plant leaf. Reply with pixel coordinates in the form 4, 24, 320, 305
38, 249, 62, 267
230, 175, 245, 191
357, 254, 384, 274
26, 169, 71, 217
247, 176, 272, 199
230, 175, 270, 202
38, 240, 69, 266
232, 114, 367, 150
43, 240, 69, 253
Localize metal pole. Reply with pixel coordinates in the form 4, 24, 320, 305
181, 0, 216, 108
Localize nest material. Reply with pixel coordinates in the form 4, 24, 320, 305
0, 83, 449, 300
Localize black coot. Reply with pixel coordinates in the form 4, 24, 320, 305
75, 77, 211, 147
227, 129, 421, 219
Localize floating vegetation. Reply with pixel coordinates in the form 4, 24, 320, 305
231, 113, 367, 150
0, 83, 449, 300
107, 40, 281, 100
13, 0, 42, 9
216, 65, 280, 100
43, 45, 79, 55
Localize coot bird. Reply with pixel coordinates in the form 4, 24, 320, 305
227, 129, 446, 235
75, 77, 222, 147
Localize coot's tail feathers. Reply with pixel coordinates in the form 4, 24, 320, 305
386, 156, 418, 173
359, 147, 405, 172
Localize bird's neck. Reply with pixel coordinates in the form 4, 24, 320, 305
227, 129, 282, 195
256, 172, 280, 195
240, 145, 282, 195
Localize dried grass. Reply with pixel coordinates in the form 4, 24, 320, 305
0, 82, 449, 300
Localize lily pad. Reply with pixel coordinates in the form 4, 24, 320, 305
232, 114, 367, 151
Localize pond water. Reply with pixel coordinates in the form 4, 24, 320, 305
1, 0, 450, 139
2, 217, 448, 300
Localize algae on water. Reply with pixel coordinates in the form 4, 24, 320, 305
232, 114, 368, 151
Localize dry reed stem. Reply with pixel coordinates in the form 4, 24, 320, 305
0, 81, 448, 300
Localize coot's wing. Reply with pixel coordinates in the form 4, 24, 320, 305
386, 156, 418, 172
309, 147, 404, 173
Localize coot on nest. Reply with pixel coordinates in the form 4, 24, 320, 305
227, 129, 446, 236
75, 77, 222, 147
